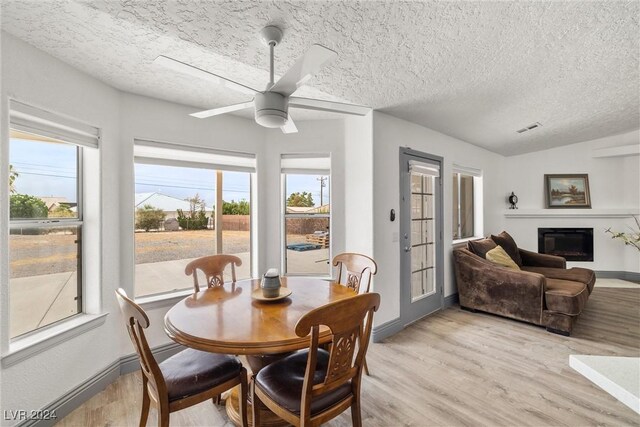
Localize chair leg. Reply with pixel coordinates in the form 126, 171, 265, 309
363, 357, 370, 376
139, 387, 150, 427
251, 382, 261, 427
158, 406, 169, 427
351, 400, 362, 427
140, 387, 151, 427
239, 368, 248, 427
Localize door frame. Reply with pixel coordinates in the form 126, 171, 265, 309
399, 147, 445, 326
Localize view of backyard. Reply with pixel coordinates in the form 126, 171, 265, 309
9, 228, 329, 338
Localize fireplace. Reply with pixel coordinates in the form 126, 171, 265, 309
538, 228, 594, 261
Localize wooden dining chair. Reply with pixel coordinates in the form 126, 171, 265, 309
252, 293, 380, 427
332, 252, 378, 375
115, 288, 248, 427
184, 254, 242, 292
332, 252, 378, 294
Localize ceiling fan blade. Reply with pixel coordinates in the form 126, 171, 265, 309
289, 97, 370, 116
190, 101, 254, 119
269, 44, 338, 96
281, 115, 298, 134
154, 55, 258, 95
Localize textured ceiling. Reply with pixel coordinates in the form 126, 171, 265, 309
1, 0, 638, 155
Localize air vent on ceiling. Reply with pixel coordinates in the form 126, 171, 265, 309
516, 122, 542, 134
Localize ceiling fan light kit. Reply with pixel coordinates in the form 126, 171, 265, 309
154, 25, 370, 134
254, 91, 288, 128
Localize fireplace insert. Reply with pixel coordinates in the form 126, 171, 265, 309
538, 228, 593, 261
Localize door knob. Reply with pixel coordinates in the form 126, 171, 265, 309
404, 246, 411, 252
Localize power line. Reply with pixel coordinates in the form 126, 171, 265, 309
16, 171, 75, 180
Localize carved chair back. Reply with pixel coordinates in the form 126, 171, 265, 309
332, 253, 378, 294
184, 255, 242, 292
115, 288, 166, 403
294, 293, 380, 418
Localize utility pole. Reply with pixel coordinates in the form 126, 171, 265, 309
317, 176, 327, 206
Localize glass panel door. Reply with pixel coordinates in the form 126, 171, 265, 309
400, 148, 443, 326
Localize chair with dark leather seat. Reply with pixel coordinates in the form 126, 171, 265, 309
252, 293, 380, 427
115, 288, 248, 427
185, 254, 242, 292
332, 252, 377, 294
332, 252, 378, 376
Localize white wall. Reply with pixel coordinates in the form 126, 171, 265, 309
371, 112, 505, 326
344, 114, 374, 256
503, 130, 640, 273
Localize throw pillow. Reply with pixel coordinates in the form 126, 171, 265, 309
486, 246, 521, 270
490, 231, 523, 266
468, 238, 497, 258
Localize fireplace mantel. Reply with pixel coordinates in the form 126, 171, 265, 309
504, 209, 638, 219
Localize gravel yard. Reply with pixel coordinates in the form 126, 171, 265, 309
10, 230, 253, 278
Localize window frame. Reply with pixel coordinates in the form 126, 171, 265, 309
8, 132, 85, 341
132, 140, 256, 300
3, 101, 101, 362
452, 165, 483, 243
281, 171, 332, 277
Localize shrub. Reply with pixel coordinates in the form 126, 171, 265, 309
10, 194, 48, 219
287, 191, 314, 207
136, 204, 166, 231
50, 204, 75, 218
177, 194, 209, 230
222, 199, 250, 215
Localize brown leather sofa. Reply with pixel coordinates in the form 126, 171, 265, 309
452, 231, 596, 336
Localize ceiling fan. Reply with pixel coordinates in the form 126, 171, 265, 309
154, 25, 370, 134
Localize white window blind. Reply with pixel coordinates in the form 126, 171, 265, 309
409, 160, 440, 177
134, 139, 256, 173
9, 100, 100, 148
281, 153, 330, 175
452, 164, 482, 177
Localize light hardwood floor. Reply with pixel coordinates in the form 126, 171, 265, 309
58, 286, 639, 426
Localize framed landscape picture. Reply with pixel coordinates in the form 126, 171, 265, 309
545, 174, 591, 208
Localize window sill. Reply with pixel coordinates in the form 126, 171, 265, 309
136, 289, 193, 311
452, 236, 483, 246
2, 312, 109, 367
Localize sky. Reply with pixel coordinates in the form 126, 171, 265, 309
10, 137, 330, 207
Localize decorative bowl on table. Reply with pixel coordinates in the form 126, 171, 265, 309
251, 287, 292, 302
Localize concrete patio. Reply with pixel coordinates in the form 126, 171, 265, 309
9, 248, 330, 338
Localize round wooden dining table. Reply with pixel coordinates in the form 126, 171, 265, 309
164, 276, 356, 426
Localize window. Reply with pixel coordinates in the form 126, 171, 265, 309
281, 154, 331, 276
7, 101, 99, 339
133, 140, 254, 298
452, 165, 482, 240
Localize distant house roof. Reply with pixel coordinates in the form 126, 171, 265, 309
135, 192, 192, 212
39, 196, 77, 211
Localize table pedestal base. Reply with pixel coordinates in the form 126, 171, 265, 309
226, 386, 288, 427
226, 353, 294, 427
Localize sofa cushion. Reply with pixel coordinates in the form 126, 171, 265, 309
490, 231, 523, 266
486, 246, 521, 270
522, 266, 596, 293
544, 278, 589, 316
468, 238, 497, 258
